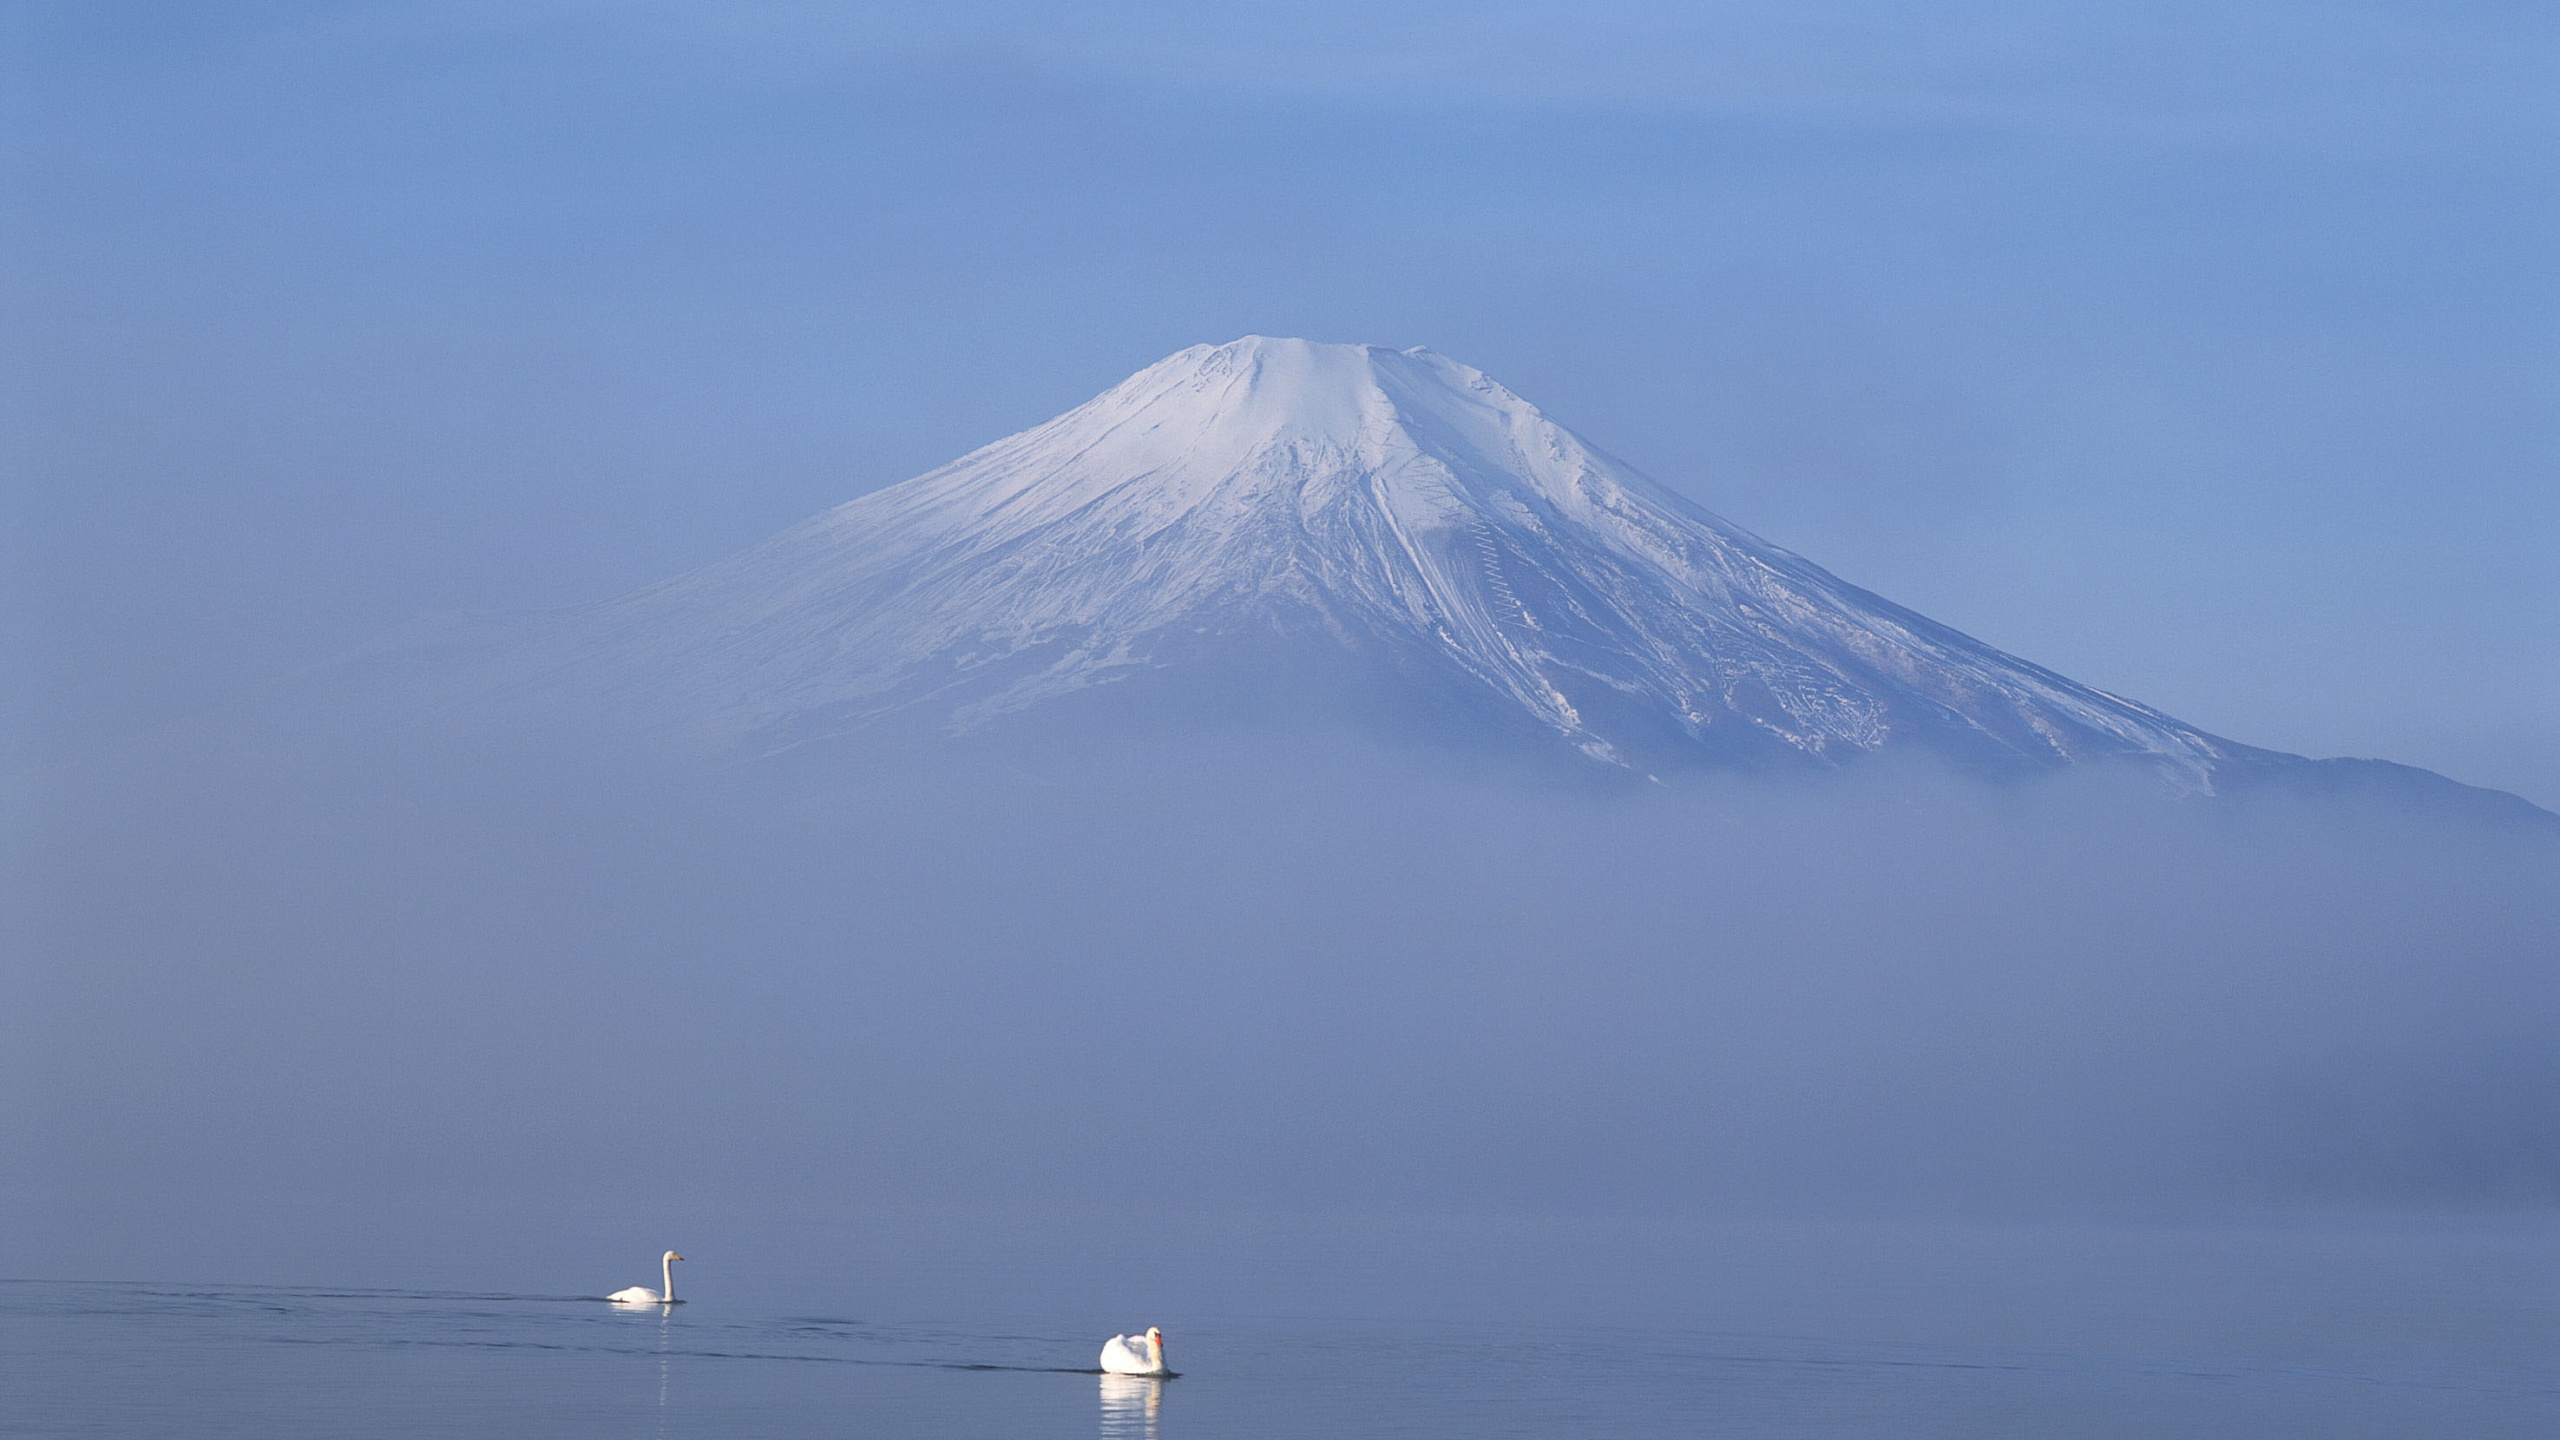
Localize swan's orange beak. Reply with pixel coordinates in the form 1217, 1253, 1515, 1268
671, 1254, 684, 1261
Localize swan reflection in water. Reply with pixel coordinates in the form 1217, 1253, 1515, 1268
654, 1308, 673, 1440
1098, 1372, 1164, 1440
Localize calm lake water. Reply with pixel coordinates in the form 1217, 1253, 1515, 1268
7, 1215, 2554, 1438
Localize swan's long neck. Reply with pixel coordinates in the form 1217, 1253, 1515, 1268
661, 1255, 675, 1303
1148, 1333, 1162, 1366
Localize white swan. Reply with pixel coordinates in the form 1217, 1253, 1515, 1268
1099, 1326, 1168, 1376
607, 1250, 684, 1305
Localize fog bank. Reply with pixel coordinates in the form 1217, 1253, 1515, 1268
5, 714, 2554, 1284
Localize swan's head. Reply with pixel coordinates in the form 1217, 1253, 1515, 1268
664, 1251, 684, 1263
1146, 1326, 1164, 1345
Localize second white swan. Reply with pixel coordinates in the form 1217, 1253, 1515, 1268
607, 1250, 684, 1305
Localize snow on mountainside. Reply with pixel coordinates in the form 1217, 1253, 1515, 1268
430, 337, 2285, 785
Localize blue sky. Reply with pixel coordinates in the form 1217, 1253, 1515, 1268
6, 1, 2555, 802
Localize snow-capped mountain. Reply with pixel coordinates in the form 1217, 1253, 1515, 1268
415, 335, 2310, 787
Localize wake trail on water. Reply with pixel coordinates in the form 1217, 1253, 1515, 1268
90, 1283, 1114, 1374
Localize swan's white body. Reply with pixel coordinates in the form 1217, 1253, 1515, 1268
1099, 1327, 1168, 1376
607, 1250, 683, 1305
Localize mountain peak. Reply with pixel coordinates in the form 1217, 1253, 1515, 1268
1074, 334, 1441, 468
1135, 334, 1436, 397
840, 335, 1672, 573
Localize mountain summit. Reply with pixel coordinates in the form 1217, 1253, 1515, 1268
414, 336, 2538, 807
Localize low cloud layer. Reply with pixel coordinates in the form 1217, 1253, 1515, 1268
9, 703, 2552, 1291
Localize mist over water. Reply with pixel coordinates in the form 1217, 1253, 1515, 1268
8, 697, 2553, 1295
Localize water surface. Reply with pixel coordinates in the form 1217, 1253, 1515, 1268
8, 1216, 2553, 1438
